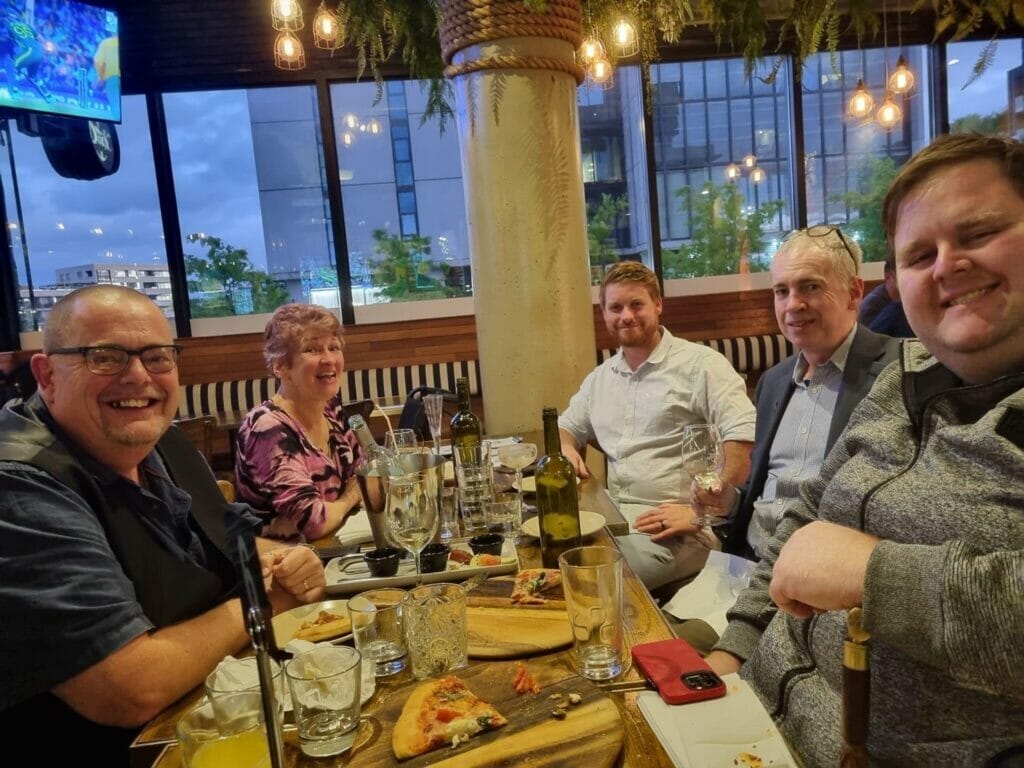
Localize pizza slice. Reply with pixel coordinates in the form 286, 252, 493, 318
292, 609, 350, 642
511, 568, 562, 605
392, 675, 508, 759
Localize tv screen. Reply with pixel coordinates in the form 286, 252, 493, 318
0, 0, 120, 123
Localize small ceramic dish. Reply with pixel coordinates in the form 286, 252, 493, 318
419, 543, 451, 573
467, 533, 503, 556
363, 547, 403, 578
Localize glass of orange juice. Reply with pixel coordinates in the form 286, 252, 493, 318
176, 690, 270, 768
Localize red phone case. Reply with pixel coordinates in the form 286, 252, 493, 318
631, 638, 727, 705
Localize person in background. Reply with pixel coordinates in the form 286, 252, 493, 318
679, 225, 901, 560
0, 285, 325, 763
868, 254, 914, 338
235, 303, 363, 541
706, 133, 1024, 765
558, 261, 756, 591
857, 253, 897, 326
92, 24, 119, 108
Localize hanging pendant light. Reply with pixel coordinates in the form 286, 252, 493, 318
749, 167, 767, 184
577, 36, 605, 66
588, 54, 614, 88
312, 2, 343, 50
271, 0, 303, 31
611, 18, 639, 57
848, 78, 874, 119
274, 29, 306, 69
725, 163, 741, 181
876, 92, 902, 130
889, 54, 916, 94
742, 153, 757, 169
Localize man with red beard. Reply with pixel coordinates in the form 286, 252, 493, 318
686, 226, 900, 560
0, 285, 326, 763
559, 261, 755, 591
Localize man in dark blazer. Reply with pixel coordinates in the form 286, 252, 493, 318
688, 226, 901, 560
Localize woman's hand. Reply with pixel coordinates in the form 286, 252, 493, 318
633, 503, 703, 541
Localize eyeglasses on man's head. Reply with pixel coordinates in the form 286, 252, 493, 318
48, 345, 183, 376
784, 224, 859, 268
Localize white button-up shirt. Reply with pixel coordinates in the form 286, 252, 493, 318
559, 328, 756, 507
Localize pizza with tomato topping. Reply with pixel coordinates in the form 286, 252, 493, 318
292, 609, 350, 642
392, 675, 508, 759
510, 568, 562, 605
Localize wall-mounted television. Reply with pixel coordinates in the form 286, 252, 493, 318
1, 0, 120, 123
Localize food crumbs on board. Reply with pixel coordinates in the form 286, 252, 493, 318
551, 708, 567, 720
568, 692, 582, 705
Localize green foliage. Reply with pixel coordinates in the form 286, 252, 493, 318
662, 181, 784, 279
950, 110, 1008, 135
370, 229, 469, 301
586, 193, 629, 272
827, 157, 898, 264
184, 234, 289, 317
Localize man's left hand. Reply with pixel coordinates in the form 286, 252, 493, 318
634, 502, 703, 541
262, 546, 326, 612
769, 521, 880, 619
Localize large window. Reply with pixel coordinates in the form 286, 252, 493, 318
164, 85, 339, 328
802, 46, 933, 265
652, 56, 794, 284
0, 95, 165, 344
331, 80, 471, 319
947, 38, 1024, 138
578, 66, 653, 283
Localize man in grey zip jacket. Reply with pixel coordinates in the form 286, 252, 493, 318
706, 134, 1024, 766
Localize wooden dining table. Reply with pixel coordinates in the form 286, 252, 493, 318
129, 478, 678, 768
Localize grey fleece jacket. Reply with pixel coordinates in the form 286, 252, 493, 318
716, 340, 1024, 767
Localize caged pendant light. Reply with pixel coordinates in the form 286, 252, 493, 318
888, 1, 916, 95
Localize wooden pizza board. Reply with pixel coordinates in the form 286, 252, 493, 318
465, 575, 572, 658
352, 661, 624, 767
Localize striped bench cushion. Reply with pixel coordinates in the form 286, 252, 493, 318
176, 360, 482, 420
597, 333, 794, 374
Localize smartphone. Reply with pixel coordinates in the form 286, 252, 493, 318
631, 637, 727, 705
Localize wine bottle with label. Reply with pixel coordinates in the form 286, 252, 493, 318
450, 377, 482, 448
535, 406, 582, 569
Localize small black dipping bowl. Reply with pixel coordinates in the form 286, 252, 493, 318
363, 547, 402, 578
468, 533, 503, 556
419, 543, 451, 573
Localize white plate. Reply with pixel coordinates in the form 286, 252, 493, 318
520, 510, 606, 539
515, 474, 580, 494
272, 599, 351, 645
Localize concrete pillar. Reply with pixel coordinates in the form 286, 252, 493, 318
442, 1, 597, 437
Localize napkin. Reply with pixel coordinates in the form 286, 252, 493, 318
207, 655, 291, 712
285, 639, 376, 705
336, 507, 374, 547
661, 551, 755, 635
637, 674, 797, 768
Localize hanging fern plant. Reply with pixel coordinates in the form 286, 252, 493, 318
335, 0, 1023, 119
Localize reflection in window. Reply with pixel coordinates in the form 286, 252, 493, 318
332, 80, 470, 305
164, 85, 337, 318
578, 66, 653, 284
652, 57, 793, 279
0, 96, 166, 334
947, 39, 1023, 138
802, 46, 932, 264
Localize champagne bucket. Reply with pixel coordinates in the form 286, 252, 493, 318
356, 450, 446, 550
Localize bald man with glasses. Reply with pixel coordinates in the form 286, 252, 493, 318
0, 285, 326, 763
675, 226, 901, 560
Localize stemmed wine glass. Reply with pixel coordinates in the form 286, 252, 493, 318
496, 441, 537, 503
681, 423, 728, 527
385, 469, 439, 585
422, 393, 444, 456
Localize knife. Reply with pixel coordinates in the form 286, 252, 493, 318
595, 677, 658, 693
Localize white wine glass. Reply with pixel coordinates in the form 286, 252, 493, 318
422, 393, 444, 456
385, 428, 418, 455
681, 423, 728, 528
385, 469, 439, 585
496, 441, 537, 520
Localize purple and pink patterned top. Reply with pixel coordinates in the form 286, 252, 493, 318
234, 396, 363, 540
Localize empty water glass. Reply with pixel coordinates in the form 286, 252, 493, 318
385, 428, 418, 454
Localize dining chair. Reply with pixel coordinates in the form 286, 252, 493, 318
173, 415, 217, 464
397, 386, 458, 441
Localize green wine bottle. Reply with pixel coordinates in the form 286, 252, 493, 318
450, 377, 482, 448
535, 406, 582, 569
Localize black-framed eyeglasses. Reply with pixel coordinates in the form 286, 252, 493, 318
49, 345, 183, 375
785, 224, 858, 268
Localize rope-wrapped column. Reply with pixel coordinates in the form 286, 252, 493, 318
440, 0, 596, 438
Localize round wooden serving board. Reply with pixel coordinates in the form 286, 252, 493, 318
353, 661, 624, 767
467, 605, 573, 658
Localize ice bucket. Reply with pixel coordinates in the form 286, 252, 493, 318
355, 450, 447, 550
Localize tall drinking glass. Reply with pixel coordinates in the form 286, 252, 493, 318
385, 469, 439, 584
422, 393, 444, 456
496, 441, 537, 525
681, 423, 728, 527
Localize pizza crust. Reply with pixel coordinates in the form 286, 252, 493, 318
291, 610, 350, 642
